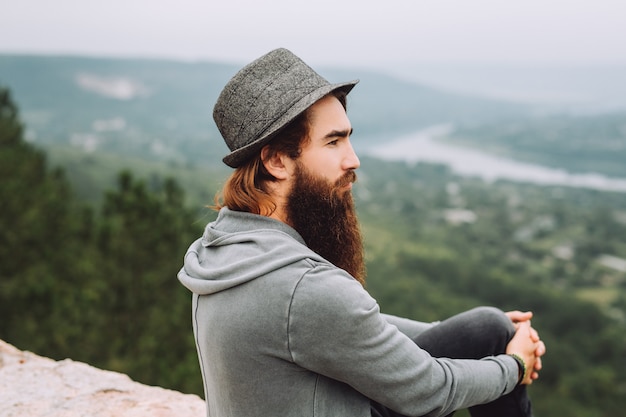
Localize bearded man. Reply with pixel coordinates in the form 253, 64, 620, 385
178, 48, 545, 417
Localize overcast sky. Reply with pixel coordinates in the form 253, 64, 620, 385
2, 0, 626, 71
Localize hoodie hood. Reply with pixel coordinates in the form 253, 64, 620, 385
178, 207, 326, 295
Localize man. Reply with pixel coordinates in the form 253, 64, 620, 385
178, 48, 545, 417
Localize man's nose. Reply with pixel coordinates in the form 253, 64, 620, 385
343, 140, 360, 170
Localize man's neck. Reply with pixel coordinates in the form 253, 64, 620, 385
268, 208, 289, 226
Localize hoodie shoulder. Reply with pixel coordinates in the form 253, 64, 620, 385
178, 208, 328, 296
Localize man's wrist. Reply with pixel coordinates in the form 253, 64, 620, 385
507, 353, 527, 384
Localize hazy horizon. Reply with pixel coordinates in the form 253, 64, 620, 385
2, 50, 626, 113
2, 1, 626, 68
4, 1, 626, 111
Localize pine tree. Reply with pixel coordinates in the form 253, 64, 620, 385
95, 170, 203, 393
0, 87, 203, 394
0, 87, 89, 354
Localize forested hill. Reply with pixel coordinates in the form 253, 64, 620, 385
0, 54, 528, 166
2, 53, 626, 417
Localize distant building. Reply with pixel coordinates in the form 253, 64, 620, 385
443, 209, 477, 225
552, 244, 575, 261
597, 254, 626, 273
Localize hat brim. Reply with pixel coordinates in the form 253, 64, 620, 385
222, 80, 358, 168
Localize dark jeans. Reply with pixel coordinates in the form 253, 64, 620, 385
371, 307, 533, 417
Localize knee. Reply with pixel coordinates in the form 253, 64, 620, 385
469, 306, 516, 339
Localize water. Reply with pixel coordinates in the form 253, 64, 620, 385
364, 125, 626, 193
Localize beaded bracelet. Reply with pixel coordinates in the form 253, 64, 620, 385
508, 353, 527, 384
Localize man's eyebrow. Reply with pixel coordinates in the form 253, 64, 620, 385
323, 128, 353, 139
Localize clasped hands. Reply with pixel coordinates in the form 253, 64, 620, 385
505, 310, 546, 385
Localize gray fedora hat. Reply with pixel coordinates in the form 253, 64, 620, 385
214, 48, 359, 168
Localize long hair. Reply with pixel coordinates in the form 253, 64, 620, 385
213, 91, 348, 215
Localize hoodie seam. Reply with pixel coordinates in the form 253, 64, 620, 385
286, 261, 317, 364
206, 227, 306, 247
193, 294, 209, 410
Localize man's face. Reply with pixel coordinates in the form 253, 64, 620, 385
297, 95, 360, 189
285, 110, 365, 283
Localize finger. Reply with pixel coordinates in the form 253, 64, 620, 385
506, 310, 533, 323
517, 320, 531, 334
534, 356, 542, 371
529, 328, 538, 342
535, 341, 546, 357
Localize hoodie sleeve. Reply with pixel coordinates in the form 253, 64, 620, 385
381, 313, 438, 340
287, 264, 519, 417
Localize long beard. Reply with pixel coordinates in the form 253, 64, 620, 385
285, 163, 366, 285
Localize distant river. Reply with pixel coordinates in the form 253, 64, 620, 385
364, 125, 626, 193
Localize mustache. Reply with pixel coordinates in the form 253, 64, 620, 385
335, 170, 357, 188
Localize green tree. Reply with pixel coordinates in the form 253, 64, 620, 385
0, 87, 204, 394
0, 87, 90, 353
94, 170, 204, 393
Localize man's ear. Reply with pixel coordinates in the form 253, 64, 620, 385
261, 146, 290, 180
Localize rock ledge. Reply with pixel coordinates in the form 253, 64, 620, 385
0, 339, 205, 417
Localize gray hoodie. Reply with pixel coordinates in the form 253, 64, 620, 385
178, 207, 519, 417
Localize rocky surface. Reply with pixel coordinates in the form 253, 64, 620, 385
0, 339, 205, 417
